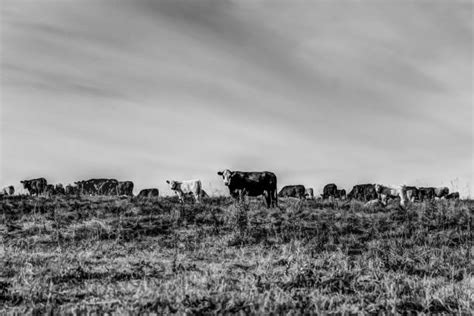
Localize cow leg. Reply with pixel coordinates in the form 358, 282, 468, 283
177, 192, 184, 203
194, 193, 200, 203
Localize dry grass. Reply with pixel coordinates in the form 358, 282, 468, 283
0, 196, 472, 314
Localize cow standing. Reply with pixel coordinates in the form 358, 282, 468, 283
166, 179, 202, 203
305, 188, 314, 199
21, 178, 47, 196
217, 170, 278, 208
375, 184, 408, 208
322, 183, 338, 200
347, 184, 377, 202
278, 185, 306, 199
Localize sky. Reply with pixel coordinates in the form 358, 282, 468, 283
0, 0, 472, 197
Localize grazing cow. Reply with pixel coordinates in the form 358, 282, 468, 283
446, 192, 460, 200
278, 185, 306, 199
45, 184, 56, 196
322, 183, 338, 200
97, 179, 118, 195
138, 188, 159, 198
305, 188, 314, 199
374, 184, 408, 208
347, 184, 377, 202
405, 186, 419, 202
65, 184, 78, 196
418, 187, 435, 201
21, 178, 47, 196
217, 170, 277, 208
1, 186, 15, 196
166, 179, 202, 203
117, 181, 134, 196
434, 187, 449, 199
336, 189, 346, 199
55, 184, 65, 195
74, 179, 115, 195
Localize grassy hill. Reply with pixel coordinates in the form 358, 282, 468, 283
0, 196, 472, 314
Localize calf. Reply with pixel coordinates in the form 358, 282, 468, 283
278, 185, 306, 199
405, 186, 419, 202
55, 184, 66, 195
434, 187, 449, 199
166, 179, 202, 203
1, 186, 14, 196
336, 189, 346, 199
418, 187, 435, 201
305, 188, 314, 199
138, 188, 159, 198
446, 192, 460, 200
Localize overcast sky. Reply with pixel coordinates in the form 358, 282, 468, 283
1, 0, 472, 197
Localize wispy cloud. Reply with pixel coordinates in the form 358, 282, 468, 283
1, 0, 472, 196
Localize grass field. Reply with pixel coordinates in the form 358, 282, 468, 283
0, 196, 472, 314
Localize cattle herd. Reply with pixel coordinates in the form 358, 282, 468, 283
0, 169, 461, 208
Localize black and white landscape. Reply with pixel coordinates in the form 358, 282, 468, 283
1, 1, 472, 314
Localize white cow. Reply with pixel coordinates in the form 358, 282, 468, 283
166, 179, 202, 203
374, 184, 408, 208
1, 185, 15, 196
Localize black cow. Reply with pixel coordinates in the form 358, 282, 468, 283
55, 184, 66, 195
434, 187, 449, 199
45, 184, 55, 196
117, 181, 134, 196
98, 179, 118, 195
137, 188, 159, 198
347, 184, 377, 202
75, 179, 115, 195
322, 183, 338, 200
418, 187, 435, 201
217, 169, 278, 208
65, 184, 78, 196
278, 185, 306, 199
336, 189, 346, 199
21, 178, 47, 196
446, 192, 460, 200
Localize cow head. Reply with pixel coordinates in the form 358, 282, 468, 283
20, 180, 31, 190
217, 169, 233, 186
166, 180, 180, 191
374, 184, 382, 193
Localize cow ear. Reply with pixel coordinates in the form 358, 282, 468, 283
166, 180, 170, 184
20, 180, 25, 183
217, 171, 223, 176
